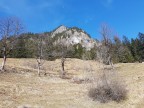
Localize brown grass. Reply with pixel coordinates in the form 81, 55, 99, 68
0, 58, 144, 108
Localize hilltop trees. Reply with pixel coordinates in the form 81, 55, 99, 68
135, 33, 144, 62
94, 24, 135, 63
112, 36, 134, 63
122, 33, 144, 62
0, 17, 24, 71
138, 33, 144, 61
10, 36, 28, 58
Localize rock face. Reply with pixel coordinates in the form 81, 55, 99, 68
51, 25, 97, 50
52, 25, 68, 37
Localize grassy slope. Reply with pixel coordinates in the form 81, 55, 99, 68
0, 58, 143, 108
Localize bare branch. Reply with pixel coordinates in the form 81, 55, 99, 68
0, 17, 24, 71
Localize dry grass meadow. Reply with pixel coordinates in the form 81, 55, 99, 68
0, 58, 144, 108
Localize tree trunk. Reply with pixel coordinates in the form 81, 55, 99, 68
38, 64, 40, 76
108, 56, 114, 69
62, 61, 64, 72
1, 55, 6, 71
61, 57, 65, 78
37, 57, 41, 76
1, 47, 7, 71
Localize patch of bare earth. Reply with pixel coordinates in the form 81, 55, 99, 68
0, 58, 144, 108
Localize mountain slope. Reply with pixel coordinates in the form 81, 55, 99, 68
50, 25, 97, 50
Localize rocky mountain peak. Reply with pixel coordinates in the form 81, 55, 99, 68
52, 25, 67, 37
51, 25, 96, 50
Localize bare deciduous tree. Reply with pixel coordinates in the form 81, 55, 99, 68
98, 24, 113, 68
0, 17, 24, 71
54, 40, 74, 78
57, 41, 68, 78
36, 34, 46, 76
96, 24, 115, 89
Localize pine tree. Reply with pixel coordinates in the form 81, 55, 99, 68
112, 36, 134, 63
10, 37, 28, 58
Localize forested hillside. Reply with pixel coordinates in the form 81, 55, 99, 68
0, 25, 144, 63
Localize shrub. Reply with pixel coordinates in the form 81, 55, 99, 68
89, 85, 127, 103
88, 80, 127, 103
89, 86, 112, 103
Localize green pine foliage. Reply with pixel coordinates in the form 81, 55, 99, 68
122, 33, 144, 62
112, 36, 134, 63
10, 38, 27, 58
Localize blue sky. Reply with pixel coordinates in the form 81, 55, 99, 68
0, 0, 144, 39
